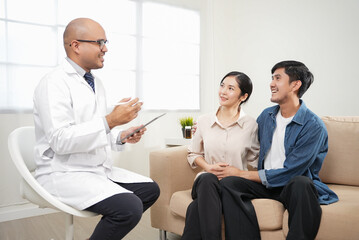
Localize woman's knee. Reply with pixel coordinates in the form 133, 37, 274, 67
197, 172, 218, 186
192, 173, 220, 199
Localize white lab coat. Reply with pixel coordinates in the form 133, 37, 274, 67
33, 59, 152, 210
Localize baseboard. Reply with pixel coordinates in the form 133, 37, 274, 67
0, 202, 58, 222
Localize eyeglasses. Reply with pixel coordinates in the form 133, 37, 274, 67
71, 39, 108, 50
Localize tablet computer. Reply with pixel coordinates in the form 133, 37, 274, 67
120, 113, 166, 142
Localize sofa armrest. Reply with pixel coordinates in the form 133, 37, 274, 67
149, 145, 201, 231
150, 145, 200, 203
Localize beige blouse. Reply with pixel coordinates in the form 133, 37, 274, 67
188, 109, 259, 171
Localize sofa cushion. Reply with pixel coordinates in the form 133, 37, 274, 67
320, 116, 359, 186
169, 189, 285, 231
282, 184, 359, 239
252, 198, 285, 231
170, 189, 192, 218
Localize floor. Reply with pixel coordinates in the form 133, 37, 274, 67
0, 210, 181, 240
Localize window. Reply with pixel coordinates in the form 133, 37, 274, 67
0, 0, 200, 112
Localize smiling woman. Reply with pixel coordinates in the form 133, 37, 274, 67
0, 0, 200, 112
182, 71, 259, 239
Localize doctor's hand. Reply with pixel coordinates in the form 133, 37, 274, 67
120, 125, 147, 144
106, 97, 143, 129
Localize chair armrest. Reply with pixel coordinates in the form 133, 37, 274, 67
150, 146, 200, 205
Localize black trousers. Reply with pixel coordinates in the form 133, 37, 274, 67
86, 181, 160, 240
220, 175, 322, 240
182, 173, 222, 240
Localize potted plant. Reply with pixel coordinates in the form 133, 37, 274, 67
179, 116, 194, 138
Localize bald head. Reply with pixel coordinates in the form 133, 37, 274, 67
63, 18, 104, 55
63, 18, 107, 72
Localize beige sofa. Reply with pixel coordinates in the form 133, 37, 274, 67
150, 116, 359, 240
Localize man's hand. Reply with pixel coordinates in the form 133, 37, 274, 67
120, 125, 147, 144
216, 165, 241, 180
106, 97, 143, 129
202, 160, 261, 182
214, 166, 261, 182
203, 162, 229, 179
194, 157, 261, 181
228, 168, 261, 183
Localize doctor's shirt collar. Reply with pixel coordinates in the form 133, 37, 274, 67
66, 57, 87, 77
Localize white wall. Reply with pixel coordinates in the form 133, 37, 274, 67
211, 0, 359, 118
1, 0, 359, 218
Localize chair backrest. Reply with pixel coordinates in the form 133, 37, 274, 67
9, 126, 37, 171
8, 126, 97, 217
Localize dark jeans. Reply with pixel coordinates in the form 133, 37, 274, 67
220, 175, 322, 240
182, 173, 222, 240
86, 181, 160, 240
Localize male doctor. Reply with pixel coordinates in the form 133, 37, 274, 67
33, 18, 160, 240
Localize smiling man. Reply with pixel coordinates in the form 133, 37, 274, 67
219, 61, 338, 240
33, 18, 159, 240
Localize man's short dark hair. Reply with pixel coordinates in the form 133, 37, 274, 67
271, 60, 314, 98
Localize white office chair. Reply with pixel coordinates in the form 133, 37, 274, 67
8, 126, 98, 240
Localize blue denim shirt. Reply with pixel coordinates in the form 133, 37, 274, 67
257, 100, 338, 205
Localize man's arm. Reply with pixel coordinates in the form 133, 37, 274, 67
238, 170, 261, 182
219, 166, 261, 182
